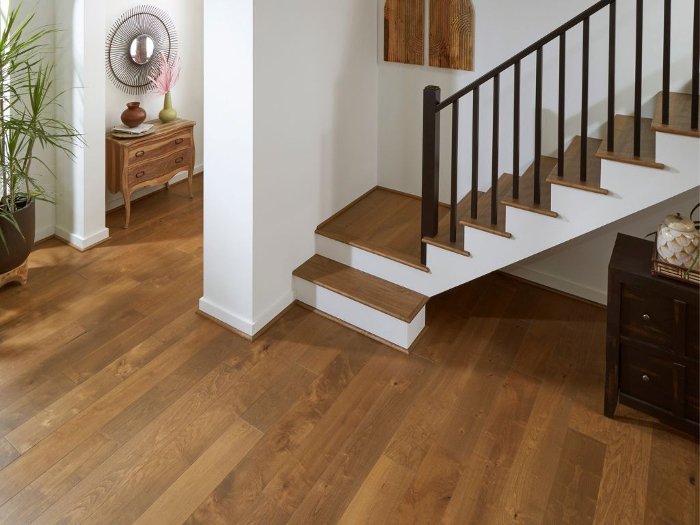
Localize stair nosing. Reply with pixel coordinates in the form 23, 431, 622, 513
293, 256, 429, 323
459, 217, 513, 238
421, 236, 472, 257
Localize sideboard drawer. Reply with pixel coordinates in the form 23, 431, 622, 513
620, 343, 676, 413
620, 284, 676, 349
128, 132, 192, 165
128, 151, 192, 186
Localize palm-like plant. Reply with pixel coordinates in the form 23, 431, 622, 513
0, 5, 82, 248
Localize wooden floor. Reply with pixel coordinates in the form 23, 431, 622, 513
0, 176, 697, 524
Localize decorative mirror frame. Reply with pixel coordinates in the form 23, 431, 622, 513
106, 5, 179, 95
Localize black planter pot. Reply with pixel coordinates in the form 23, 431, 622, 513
0, 199, 35, 274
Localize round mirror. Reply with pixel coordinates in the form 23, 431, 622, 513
130, 34, 155, 65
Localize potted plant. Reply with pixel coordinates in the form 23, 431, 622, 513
0, 6, 82, 283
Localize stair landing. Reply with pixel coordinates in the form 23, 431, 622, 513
316, 187, 449, 271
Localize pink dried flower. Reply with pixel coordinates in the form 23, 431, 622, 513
149, 51, 181, 95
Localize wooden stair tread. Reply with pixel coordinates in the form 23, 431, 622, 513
424, 193, 475, 256
293, 255, 428, 322
501, 156, 559, 218
652, 92, 700, 138
315, 187, 448, 271
596, 115, 663, 169
461, 174, 513, 238
547, 136, 608, 195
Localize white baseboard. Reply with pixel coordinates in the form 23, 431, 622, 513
34, 224, 56, 243
54, 226, 110, 251
198, 296, 255, 337
504, 264, 607, 305
253, 290, 295, 333
106, 164, 204, 212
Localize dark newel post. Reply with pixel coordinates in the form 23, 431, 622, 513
421, 86, 441, 265
692, 0, 699, 129
608, 0, 616, 152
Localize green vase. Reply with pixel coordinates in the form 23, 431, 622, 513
159, 92, 177, 123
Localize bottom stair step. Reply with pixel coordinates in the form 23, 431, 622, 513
292, 255, 428, 352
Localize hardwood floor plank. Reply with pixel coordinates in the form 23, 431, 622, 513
186, 329, 377, 524
0, 432, 120, 524
643, 428, 699, 525
0, 439, 18, 471
0, 317, 219, 506
285, 356, 430, 524
543, 429, 607, 525
133, 418, 262, 525
338, 455, 414, 525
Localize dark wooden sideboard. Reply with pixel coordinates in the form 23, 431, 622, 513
605, 234, 699, 436
106, 119, 196, 228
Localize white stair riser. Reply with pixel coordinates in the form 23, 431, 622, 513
293, 276, 425, 351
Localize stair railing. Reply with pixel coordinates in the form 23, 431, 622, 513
420, 0, 700, 265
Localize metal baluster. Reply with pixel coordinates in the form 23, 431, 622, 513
692, 0, 699, 129
534, 47, 543, 205
608, 0, 616, 151
450, 100, 459, 243
634, 0, 643, 156
558, 33, 566, 179
581, 17, 590, 181
491, 74, 500, 226
662, 0, 671, 125
513, 62, 521, 200
471, 87, 480, 220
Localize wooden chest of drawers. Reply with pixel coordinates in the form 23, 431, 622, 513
106, 119, 196, 228
605, 234, 699, 436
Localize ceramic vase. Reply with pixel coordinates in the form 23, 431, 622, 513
121, 102, 147, 128
159, 92, 177, 123
656, 213, 699, 270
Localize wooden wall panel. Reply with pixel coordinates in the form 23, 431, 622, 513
384, 0, 425, 65
429, 0, 474, 71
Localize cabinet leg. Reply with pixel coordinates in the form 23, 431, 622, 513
124, 192, 131, 229
188, 169, 194, 199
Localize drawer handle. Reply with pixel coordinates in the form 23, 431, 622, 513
135, 151, 145, 158
135, 171, 146, 179
641, 374, 650, 383
175, 138, 184, 145
175, 156, 184, 164
641, 313, 651, 322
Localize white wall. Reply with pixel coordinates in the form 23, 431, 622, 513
199, 0, 255, 334
13, 1, 56, 242
251, 0, 379, 328
201, 0, 379, 336
104, 0, 203, 211
53, 0, 109, 249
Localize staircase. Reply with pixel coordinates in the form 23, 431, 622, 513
293, 0, 700, 352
